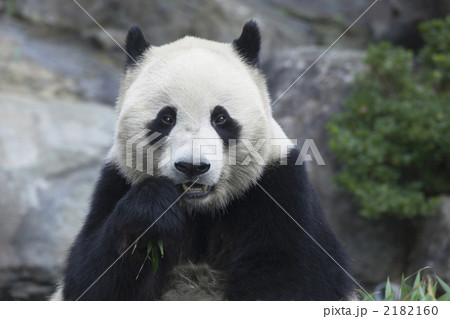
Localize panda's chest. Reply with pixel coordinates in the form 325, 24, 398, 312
161, 263, 227, 300
159, 215, 231, 300
175, 212, 233, 259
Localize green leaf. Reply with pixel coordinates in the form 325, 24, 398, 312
146, 242, 153, 256
417, 284, 426, 300
400, 274, 412, 301
413, 271, 422, 287
158, 239, 164, 257
357, 289, 376, 301
436, 276, 450, 294
131, 242, 138, 255
438, 293, 450, 301
410, 272, 423, 301
422, 294, 434, 301
385, 277, 394, 300
428, 281, 438, 299
135, 255, 148, 280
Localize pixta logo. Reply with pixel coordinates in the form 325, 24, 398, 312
125, 129, 325, 175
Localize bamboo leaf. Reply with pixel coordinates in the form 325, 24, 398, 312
158, 239, 164, 257
147, 242, 153, 256
413, 270, 422, 289
136, 256, 148, 280
429, 281, 438, 300
131, 242, 138, 255
356, 289, 369, 301
436, 276, 450, 294
385, 277, 393, 300
423, 294, 434, 301
438, 293, 450, 301
400, 273, 412, 301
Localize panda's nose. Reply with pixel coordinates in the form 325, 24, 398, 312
174, 161, 210, 176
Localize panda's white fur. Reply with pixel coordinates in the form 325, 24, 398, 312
108, 35, 289, 212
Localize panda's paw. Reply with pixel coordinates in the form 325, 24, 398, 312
111, 176, 184, 241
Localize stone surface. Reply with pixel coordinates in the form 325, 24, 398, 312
0, 16, 122, 104
11, 0, 450, 57
11, 0, 316, 59
0, 93, 115, 300
407, 197, 450, 281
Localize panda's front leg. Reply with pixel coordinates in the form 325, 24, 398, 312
63, 175, 184, 301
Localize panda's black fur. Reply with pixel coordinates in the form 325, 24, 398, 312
63, 148, 353, 300
125, 25, 150, 68
61, 22, 354, 301
232, 20, 261, 67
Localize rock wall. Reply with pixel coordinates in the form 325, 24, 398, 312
9, 0, 450, 55
0, 94, 115, 300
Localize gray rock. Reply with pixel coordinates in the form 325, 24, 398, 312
0, 93, 115, 300
10, 0, 316, 58
11, 0, 450, 58
407, 197, 450, 282
0, 17, 121, 104
365, 0, 450, 50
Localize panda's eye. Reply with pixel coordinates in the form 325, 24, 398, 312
161, 115, 174, 125
214, 115, 227, 125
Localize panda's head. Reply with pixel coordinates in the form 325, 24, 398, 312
110, 21, 288, 211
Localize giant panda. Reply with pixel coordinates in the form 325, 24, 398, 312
52, 21, 354, 301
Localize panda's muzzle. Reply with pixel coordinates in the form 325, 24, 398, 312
174, 161, 212, 198
175, 161, 210, 177
180, 183, 212, 198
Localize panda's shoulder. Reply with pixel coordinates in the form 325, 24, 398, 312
226, 147, 315, 219
251, 147, 312, 204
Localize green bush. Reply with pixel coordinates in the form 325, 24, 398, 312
327, 16, 450, 219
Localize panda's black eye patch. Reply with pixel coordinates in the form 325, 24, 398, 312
146, 106, 176, 145
211, 106, 241, 146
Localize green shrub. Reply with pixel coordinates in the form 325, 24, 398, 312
327, 16, 450, 219
419, 16, 450, 90
359, 270, 450, 301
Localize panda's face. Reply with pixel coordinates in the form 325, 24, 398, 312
112, 24, 286, 211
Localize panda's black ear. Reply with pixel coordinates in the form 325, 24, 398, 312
125, 25, 150, 68
232, 20, 261, 67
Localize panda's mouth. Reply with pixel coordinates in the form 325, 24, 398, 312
179, 183, 212, 198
